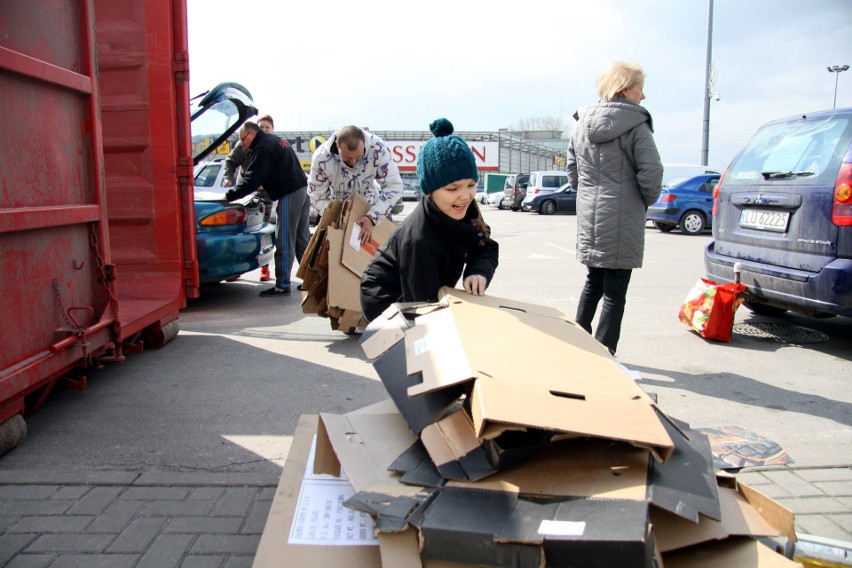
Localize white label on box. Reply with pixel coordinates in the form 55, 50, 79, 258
348, 224, 362, 251
288, 437, 378, 546
413, 335, 434, 357
538, 520, 586, 536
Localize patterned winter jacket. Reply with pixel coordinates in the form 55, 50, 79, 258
308, 130, 403, 226
567, 99, 663, 270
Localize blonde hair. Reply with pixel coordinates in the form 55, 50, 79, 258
595, 61, 646, 102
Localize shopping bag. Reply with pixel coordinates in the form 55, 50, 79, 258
678, 278, 746, 342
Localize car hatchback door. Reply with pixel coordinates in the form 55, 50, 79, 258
714, 113, 852, 274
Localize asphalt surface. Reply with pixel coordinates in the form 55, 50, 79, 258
0, 201, 850, 566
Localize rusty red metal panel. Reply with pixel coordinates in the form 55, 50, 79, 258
0, 0, 196, 424
94, 0, 195, 335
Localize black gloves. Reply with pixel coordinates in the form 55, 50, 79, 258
225, 189, 238, 202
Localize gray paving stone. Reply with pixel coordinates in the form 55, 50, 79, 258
760, 470, 826, 497
795, 514, 852, 541
212, 488, 257, 517
5, 553, 56, 568
0, 500, 74, 516
141, 500, 214, 517
135, 534, 194, 568
814, 480, 852, 497
8, 516, 95, 533
241, 502, 272, 534
106, 517, 167, 553
190, 534, 261, 555
164, 516, 244, 534
0, 514, 21, 532
86, 499, 145, 533
25, 533, 115, 553
0, 533, 38, 565
832, 512, 852, 532
182, 554, 227, 567
744, 482, 793, 500
777, 496, 848, 514
189, 487, 226, 501
736, 471, 772, 486
795, 467, 852, 483
51, 487, 91, 500
0, 471, 136, 485
66, 487, 123, 515
256, 487, 276, 501
224, 555, 255, 568
121, 486, 191, 501
0, 486, 58, 500
49, 553, 138, 568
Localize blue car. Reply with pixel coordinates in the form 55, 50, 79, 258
704, 108, 852, 318
190, 82, 276, 284
646, 174, 720, 234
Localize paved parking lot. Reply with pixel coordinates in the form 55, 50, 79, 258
0, 202, 849, 565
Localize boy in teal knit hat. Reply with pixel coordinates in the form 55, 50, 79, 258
360, 119, 499, 322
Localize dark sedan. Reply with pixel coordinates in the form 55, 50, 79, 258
521, 183, 577, 214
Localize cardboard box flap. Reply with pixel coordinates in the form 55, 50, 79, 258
470, 377, 674, 463
651, 485, 788, 553
420, 410, 496, 482
341, 193, 397, 278
448, 437, 650, 501
315, 405, 422, 496
404, 308, 474, 396
372, 337, 465, 434
326, 227, 363, 312
407, 486, 656, 568
662, 536, 803, 567
388, 440, 446, 488
361, 305, 412, 360
345, 489, 436, 534
647, 413, 721, 522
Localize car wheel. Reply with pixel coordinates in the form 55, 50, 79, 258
743, 301, 788, 317
540, 200, 557, 215
679, 210, 706, 235
653, 221, 676, 233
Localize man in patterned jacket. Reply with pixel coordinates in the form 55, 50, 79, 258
308, 125, 403, 244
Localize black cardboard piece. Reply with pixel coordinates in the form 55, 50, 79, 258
388, 441, 446, 488
647, 412, 722, 522
407, 487, 656, 568
371, 338, 464, 434
344, 489, 436, 534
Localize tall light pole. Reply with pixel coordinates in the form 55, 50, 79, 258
700, 0, 715, 167
828, 65, 849, 109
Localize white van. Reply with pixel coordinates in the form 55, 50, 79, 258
525, 170, 569, 198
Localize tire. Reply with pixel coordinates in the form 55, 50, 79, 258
744, 301, 788, 317
679, 210, 706, 235
653, 221, 676, 233
540, 200, 557, 215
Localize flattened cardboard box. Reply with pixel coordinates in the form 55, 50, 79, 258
253, 414, 381, 568
362, 288, 675, 463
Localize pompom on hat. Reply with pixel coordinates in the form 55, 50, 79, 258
417, 118, 479, 194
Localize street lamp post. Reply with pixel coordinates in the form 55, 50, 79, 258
828, 65, 849, 109
700, 0, 714, 167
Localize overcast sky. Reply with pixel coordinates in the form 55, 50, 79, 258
187, 0, 851, 171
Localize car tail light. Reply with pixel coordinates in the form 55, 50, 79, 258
712, 169, 727, 216
832, 162, 852, 226
199, 207, 247, 227
660, 193, 676, 203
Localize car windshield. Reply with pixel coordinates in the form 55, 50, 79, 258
728, 114, 852, 183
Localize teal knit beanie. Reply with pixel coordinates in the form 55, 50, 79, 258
417, 118, 479, 194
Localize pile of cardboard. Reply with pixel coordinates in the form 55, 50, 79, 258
255, 288, 801, 567
297, 195, 396, 334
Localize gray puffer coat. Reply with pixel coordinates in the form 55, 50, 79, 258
567, 99, 663, 269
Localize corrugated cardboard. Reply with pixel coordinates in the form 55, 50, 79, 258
662, 537, 803, 567
364, 288, 674, 462
253, 415, 381, 568
341, 194, 397, 277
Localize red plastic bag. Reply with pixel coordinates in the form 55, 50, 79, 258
678, 278, 746, 342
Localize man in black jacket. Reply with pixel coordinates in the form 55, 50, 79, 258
226, 122, 310, 296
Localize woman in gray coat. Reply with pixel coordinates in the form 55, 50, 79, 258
566, 61, 663, 355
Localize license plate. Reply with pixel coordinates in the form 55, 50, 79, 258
738, 209, 790, 232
